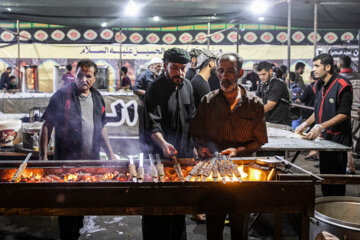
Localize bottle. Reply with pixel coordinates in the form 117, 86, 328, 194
32, 132, 39, 152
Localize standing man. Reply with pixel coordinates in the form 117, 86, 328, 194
40, 59, 116, 240
191, 49, 218, 107
256, 61, 291, 126
241, 63, 260, 91
118, 66, 132, 90
61, 64, 75, 87
294, 61, 306, 89
296, 53, 352, 196
186, 48, 202, 81
337, 55, 359, 174
189, 53, 268, 240
133, 57, 163, 153
0, 67, 12, 90
142, 48, 195, 240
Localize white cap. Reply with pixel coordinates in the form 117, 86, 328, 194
148, 58, 163, 66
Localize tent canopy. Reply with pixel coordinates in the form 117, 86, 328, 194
0, 0, 359, 29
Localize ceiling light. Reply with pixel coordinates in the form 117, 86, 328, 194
6, 8, 11, 12
153, 16, 160, 21
125, 0, 139, 17
258, 17, 265, 21
101, 22, 107, 27
251, 0, 269, 15
211, 14, 216, 19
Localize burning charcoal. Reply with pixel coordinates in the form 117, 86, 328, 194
137, 167, 144, 183
186, 161, 204, 181
156, 163, 165, 182
174, 163, 184, 182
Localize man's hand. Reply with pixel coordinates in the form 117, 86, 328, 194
306, 124, 323, 140
295, 121, 308, 134
161, 142, 178, 158
197, 146, 212, 159
220, 147, 245, 157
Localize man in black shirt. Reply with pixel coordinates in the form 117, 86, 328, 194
256, 61, 291, 126
0, 67, 12, 90
296, 53, 352, 196
191, 49, 218, 107
143, 47, 195, 240
241, 63, 260, 91
185, 48, 202, 81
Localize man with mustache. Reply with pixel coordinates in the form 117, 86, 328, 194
40, 59, 116, 239
142, 48, 195, 240
189, 53, 268, 239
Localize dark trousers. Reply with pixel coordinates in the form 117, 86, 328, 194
319, 151, 347, 196
206, 213, 249, 240
142, 215, 187, 240
58, 216, 84, 240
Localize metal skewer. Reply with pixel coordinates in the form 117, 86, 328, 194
155, 154, 165, 182
11, 153, 32, 183
137, 153, 144, 183
148, 153, 158, 183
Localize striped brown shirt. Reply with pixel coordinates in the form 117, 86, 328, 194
189, 85, 268, 156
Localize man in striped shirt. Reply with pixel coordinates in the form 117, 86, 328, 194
189, 53, 268, 240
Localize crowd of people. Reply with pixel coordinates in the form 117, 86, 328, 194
37, 47, 359, 240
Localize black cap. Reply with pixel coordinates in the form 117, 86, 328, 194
163, 47, 191, 64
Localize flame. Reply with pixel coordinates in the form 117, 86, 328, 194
238, 165, 248, 179
64, 174, 78, 181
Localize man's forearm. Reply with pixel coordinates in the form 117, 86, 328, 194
40, 121, 53, 160
238, 141, 261, 157
135, 90, 146, 96
151, 132, 167, 149
304, 113, 315, 126
264, 100, 277, 113
320, 113, 349, 130
101, 127, 115, 159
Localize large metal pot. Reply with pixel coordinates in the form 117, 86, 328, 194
310, 196, 360, 240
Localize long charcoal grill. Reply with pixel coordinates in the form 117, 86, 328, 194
0, 157, 316, 240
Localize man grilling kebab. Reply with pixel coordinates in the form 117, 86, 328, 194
189, 52, 268, 240
142, 47, 196, 240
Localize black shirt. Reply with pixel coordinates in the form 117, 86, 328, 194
144, 73, 196, 158
208, 75, 220, 91
256, 77, 291, 126
300, 82, 315, 119
191, 74, 211, 108
185, 68, 197, 81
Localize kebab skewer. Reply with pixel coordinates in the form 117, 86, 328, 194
202, 159, 214, 182
195, 160, 209, 181
223, 158, 234, 178
137, 153, 144, 183
172, 156, 184, 182
212, 160, 219, 182
155, 154, 165, 182
128, 155, 137, 182
148, 154, 158, 183
186, 161, 205, 181
229, 159, 242, 182
218, 159, 227, 183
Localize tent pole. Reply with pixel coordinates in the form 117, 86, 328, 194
236, 23, 240, 54
358, 28, 360, 73
314, 1, 318, 57
119, 28, 123, 89
207, 22, 210, 49
287, 0, 291, 73
17, 20, 21, 90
